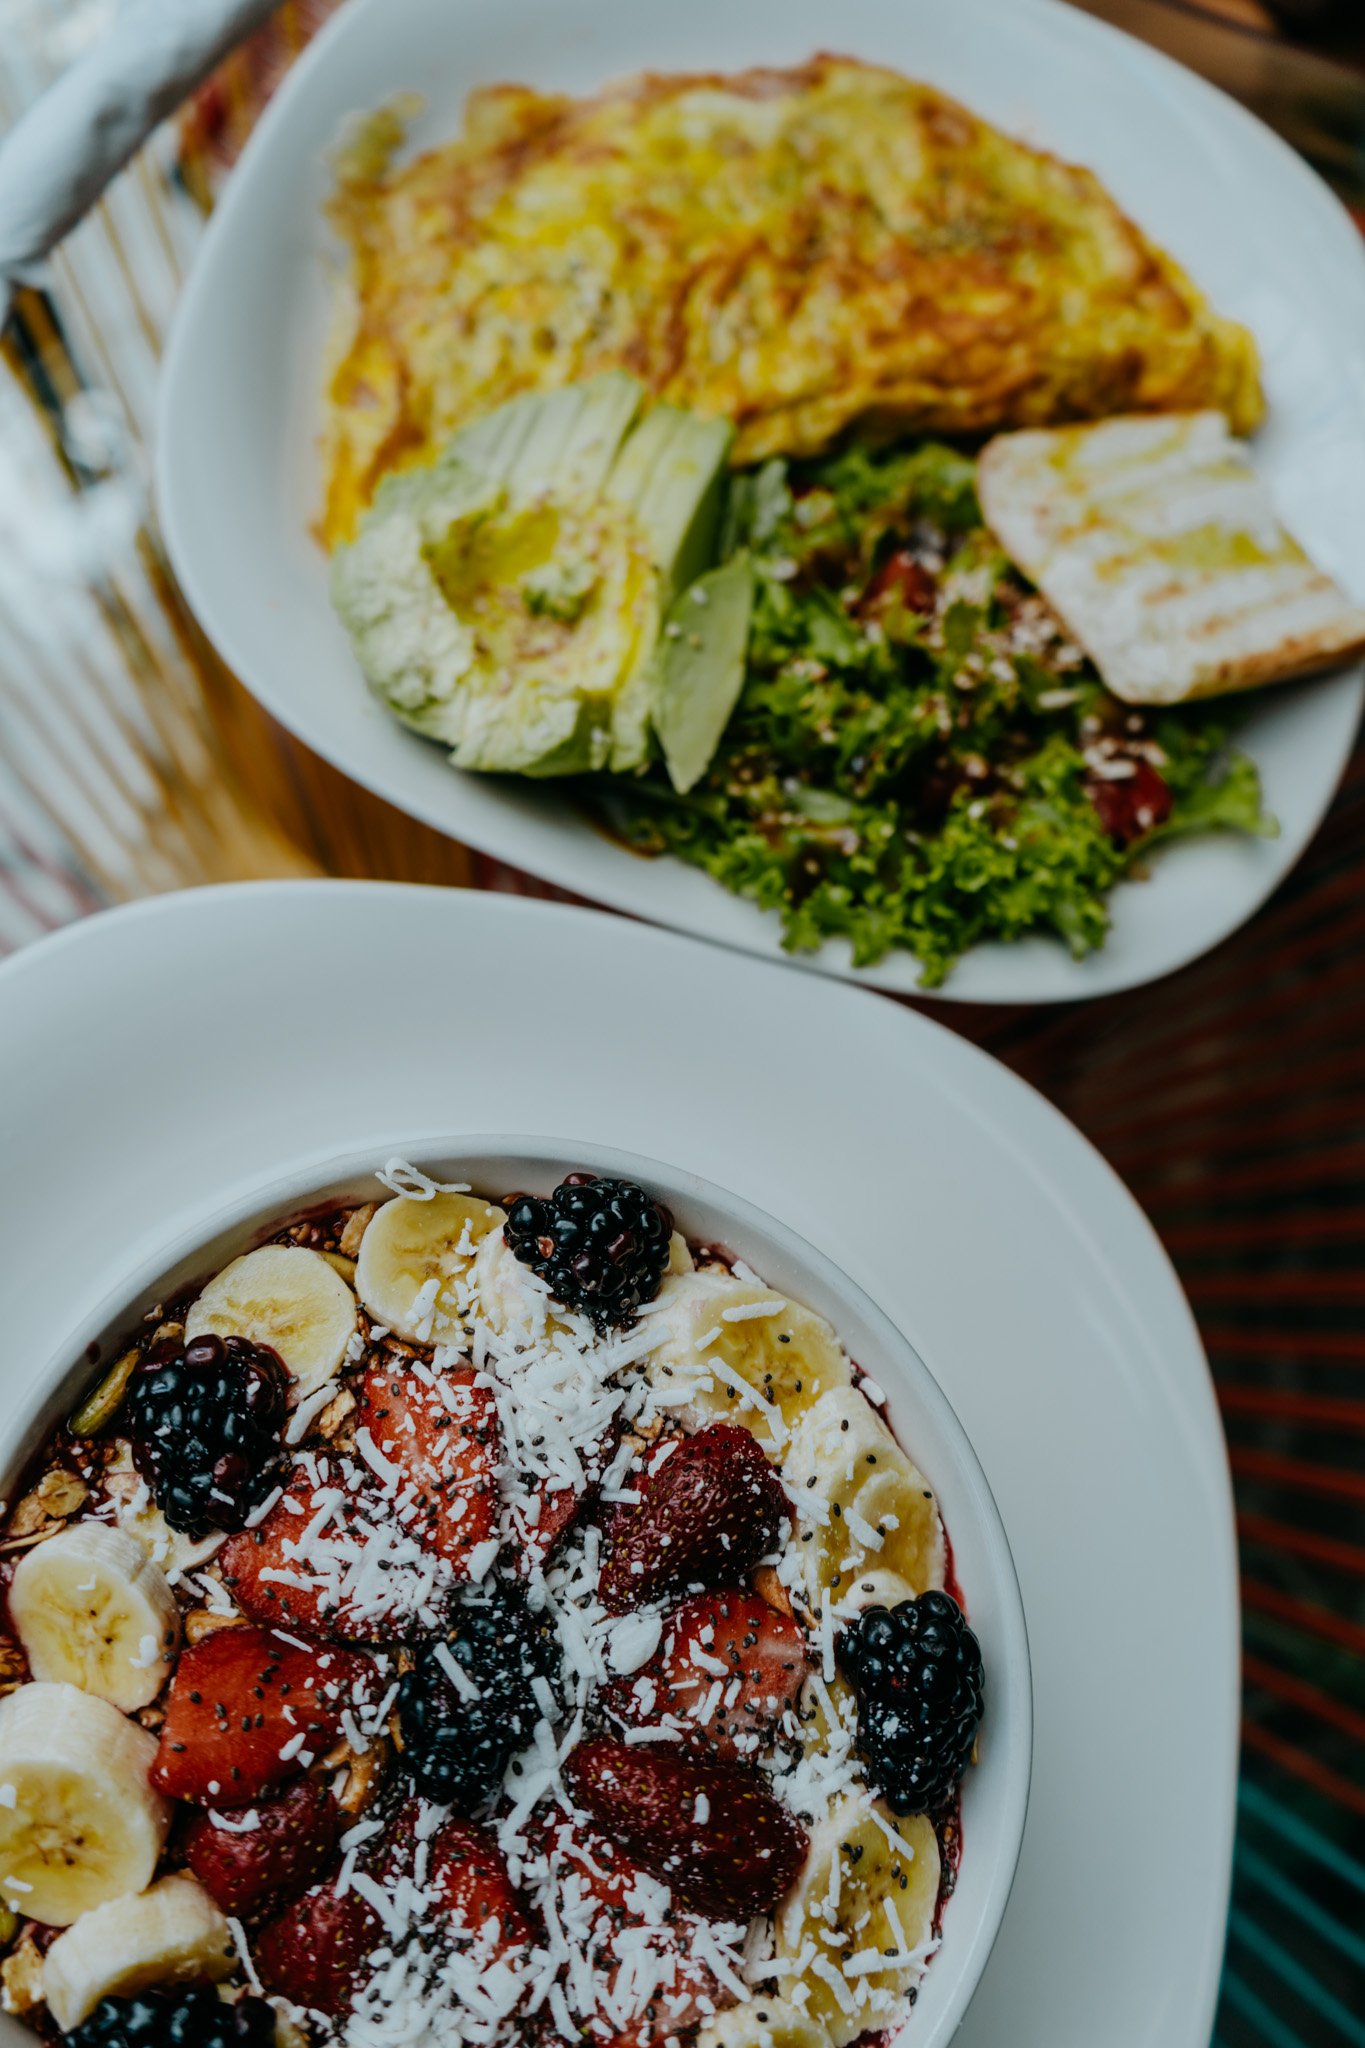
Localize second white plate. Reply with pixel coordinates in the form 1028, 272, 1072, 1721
157, 0, 1365, 1003
0, 883, 1238, 2048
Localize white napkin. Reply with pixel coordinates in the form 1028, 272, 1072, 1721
0, 0, 280, 285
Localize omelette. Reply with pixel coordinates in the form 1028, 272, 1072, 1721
319, 55, 1263, 549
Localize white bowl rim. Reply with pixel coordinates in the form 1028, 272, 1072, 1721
8, 1132, 1032, 2048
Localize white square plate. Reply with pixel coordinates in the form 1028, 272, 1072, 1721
0, 884, 1238, 2048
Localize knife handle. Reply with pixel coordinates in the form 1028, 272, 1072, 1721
0, 0, 280, 280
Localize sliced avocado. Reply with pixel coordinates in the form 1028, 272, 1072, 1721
637, 418, 734, 601
603, 404, 684, 518
506, 372, 643, 500
606, 405, 734, 603
331, 373, 734, 781
600, 406, 733, 774
444, 391, 540, 486
652, 553, 754, 794
422, 488, 658, 776
328, 457, 495, 728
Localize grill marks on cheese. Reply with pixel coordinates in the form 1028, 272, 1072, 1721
321, 54, 1262, 545
977, 410, 1365, 704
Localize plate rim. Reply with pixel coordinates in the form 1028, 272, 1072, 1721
0, 878, 1241, 2045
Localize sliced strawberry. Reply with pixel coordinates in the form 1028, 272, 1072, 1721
384, 1800, 535, 1954
518, 1475, 585, 1568
508, 1424, 618, 1576
427, 1821, 535, 1949
151, 1625, 370, 1805
604, 1588, 810, 1761
597, 1425, 790, 1613
255, 1876, 380, 2016
536, 1814, 732, 2047
565, 1738, 808, 1918
353, 1359, 500, 1570
220, 1361, 501, 1642
255, 1801, 532, 2016
220, 1461, 451, 1645
183, 1776, 342, 1919
220, 1466, 351, 1640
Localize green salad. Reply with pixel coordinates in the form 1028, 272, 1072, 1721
601, 440, 1273, 988
330, 374, 1276, 991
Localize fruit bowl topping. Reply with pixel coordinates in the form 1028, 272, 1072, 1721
565, 1737, 810, 1918
597, 1423, 792, 1612
218, 1359, 501, 1642
2, 1161, 979, 2048
504, 1174, 674, 1329
603, 1586, 810, 1760
183, 1776, 342, 1919
843, 1590, 985, 1815
125, 1334, 288, 1537
395, 1587, 560, 1810
66, 1987, 278, 2047
150, 1626, 372, 1806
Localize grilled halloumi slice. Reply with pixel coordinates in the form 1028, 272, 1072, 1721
978, 412, 1365, 705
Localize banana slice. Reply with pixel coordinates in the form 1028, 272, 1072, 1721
775, 1792, 940, 2047
0, 1684, 170, 1925
9, 1524, 179, 1711
43, 1874, 235, 2030
355, 1192, 506, 1343
643, 1269, 851, 1452
187, 1243, 357, 1402
828, 1565, 918, 1622
695, 1998, 831, 2047
784, 1386, 944, 1609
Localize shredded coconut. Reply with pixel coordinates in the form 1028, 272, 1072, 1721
71, 1158, 949, 2045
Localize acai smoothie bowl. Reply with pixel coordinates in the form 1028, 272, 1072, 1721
0, 1142, 1029, 2048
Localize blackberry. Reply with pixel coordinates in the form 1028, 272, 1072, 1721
69, 1988, 277, 2047
397, 1586, 559, 1810
503, 1174, 673, 1329
842, 1591, 984, 1816
126, 1332, 288, 1537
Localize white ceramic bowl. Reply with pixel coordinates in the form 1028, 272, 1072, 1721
6, 1135, 1031, 2048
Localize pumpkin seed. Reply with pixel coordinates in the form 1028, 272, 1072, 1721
69, 1347, 140, 1437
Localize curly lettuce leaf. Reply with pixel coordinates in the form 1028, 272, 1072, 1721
605, 438, 1276, 986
